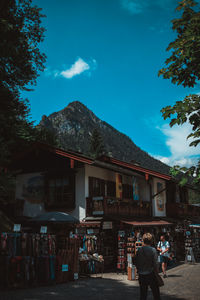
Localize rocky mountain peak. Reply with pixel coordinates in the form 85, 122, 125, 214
38, 101, 170, 175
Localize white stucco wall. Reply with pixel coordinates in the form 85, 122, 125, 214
138, 177, 150, 202
84, 164, 150, 202
15, 172, 46, 217
70, 167, 85, 220
85, 165, 116, 197
15, 166, 161, 220
15, 169, 86, 220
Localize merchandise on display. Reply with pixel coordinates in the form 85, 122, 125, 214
78, 233, 104, 276
185, 225, 200, 263
0, 232, 79, 289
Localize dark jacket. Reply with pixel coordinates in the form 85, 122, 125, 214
135, 245, 158, 275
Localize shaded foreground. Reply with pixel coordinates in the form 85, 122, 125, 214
0, 263, 199, 300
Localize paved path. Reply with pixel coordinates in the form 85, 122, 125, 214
0, 263, 200, 300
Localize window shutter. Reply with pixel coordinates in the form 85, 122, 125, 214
89, 177, 93, 197
101, 179, 105, 196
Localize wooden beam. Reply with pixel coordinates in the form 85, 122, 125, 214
152, 187, 166, 199
70, 159, 74, 169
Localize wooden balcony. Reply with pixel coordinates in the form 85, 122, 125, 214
86, 197, 152, 218
166, 202, 200, 218
104, 202, 151, 218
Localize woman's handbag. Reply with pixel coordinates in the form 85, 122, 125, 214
154, 271, 164, 287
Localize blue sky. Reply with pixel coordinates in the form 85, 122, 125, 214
23, 0, 200, 167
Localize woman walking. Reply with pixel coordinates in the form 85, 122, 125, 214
135, 233, 161, 300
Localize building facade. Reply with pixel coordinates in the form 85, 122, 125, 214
12, 143, 200, 222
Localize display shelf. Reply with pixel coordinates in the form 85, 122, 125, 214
117, 231, 126, 272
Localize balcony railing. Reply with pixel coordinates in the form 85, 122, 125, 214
166, 202, 200, 217
86, 197, 200, 218
86, 197, 152, 218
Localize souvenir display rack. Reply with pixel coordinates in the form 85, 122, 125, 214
0, 232, 79, 289
133, 241, 143, 280
174, 231, 185, 261
185, 227, 200, 263
192, 230, 200, 262
127, 235, 135, 280
117, 230, 126, 272
78, 231, 104, 276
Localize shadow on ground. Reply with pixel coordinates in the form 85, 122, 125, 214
0, 276, 187, 300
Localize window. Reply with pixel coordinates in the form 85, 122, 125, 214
122, 184, 133, 199
188, 189, 200, 205
106, 180, 116, 197
89, 177, 105, 197
47, 175, 75, 208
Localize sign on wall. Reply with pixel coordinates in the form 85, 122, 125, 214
17, 172, 44, 204
16, 172, 45, 218
153, 179, 166, 217
62, 264, 69, 272
13, 224, 21, 232
40, 226, 47, 234
103, 221, 113, 230
92, 197, 104, 215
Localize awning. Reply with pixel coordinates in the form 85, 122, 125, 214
31, 211, 79, 223
78, 221, 101, 227
121, 220, 173, 227
189, 224, 200, 228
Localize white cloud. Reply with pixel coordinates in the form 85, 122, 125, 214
153, 123, 200, 167
44, 58, 97, 80
153, 155, 198, 168
60, 58, 90, 79
44, 68, 59, 78
161, 123, 200, 158
120, 0, 146, 14
120, 0, 175, 15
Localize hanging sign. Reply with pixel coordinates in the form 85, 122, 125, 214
74, 273, 78, 280
116, 173, 123, 199
13, 224, 21, 232
87, 229, 94, 235
92, 196, 104, 201
187, 255, 192, 262
103, 221, 113, 230
40, 226, 47, 234
118, 231, 125, 237
153, 179, 166, 217
62, 264, 69, 272
92, 196, 104, 216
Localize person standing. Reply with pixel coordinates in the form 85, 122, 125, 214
135, 233, 161, 300
157, 235, 170, 278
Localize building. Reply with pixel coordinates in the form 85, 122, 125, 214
11, 142, 200, 222
11, 142, 200, 269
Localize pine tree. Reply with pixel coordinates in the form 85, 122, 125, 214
89, 129, 106, 158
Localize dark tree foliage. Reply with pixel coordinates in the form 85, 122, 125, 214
89, 128, 106, 159
0, 0, 46, 92
158, 0, 200, 88
0, 86, 34, 164
159, 0, 200, 186
0, 0, 46, 205
0, 85, 35, 203
35, 126, 60, 147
